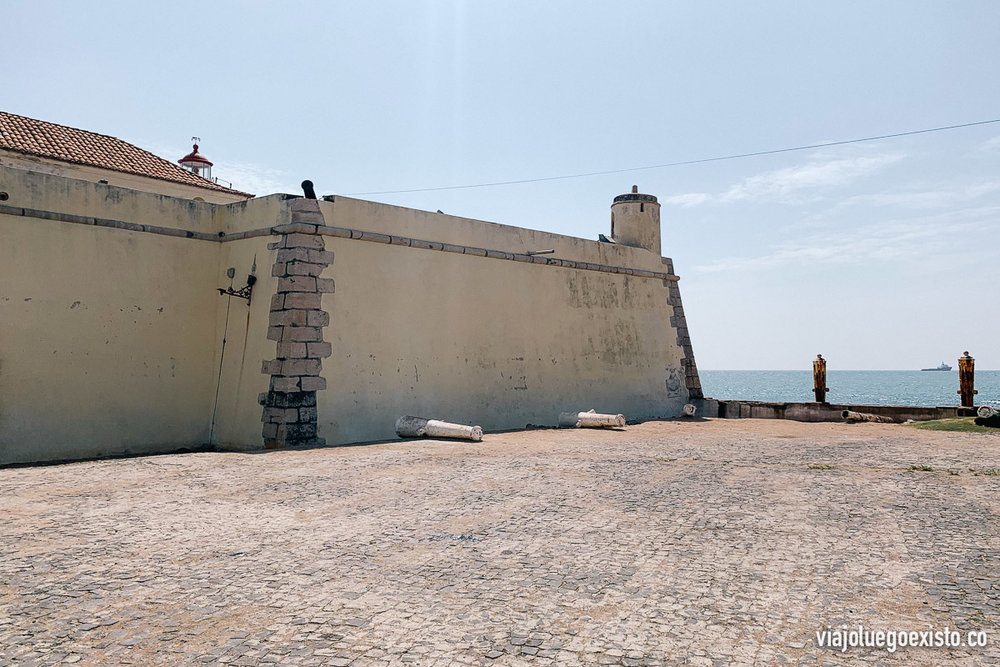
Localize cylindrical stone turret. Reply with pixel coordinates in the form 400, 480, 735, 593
611, 185, 661, 254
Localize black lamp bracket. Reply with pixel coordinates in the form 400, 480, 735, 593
218, 274, 257, 305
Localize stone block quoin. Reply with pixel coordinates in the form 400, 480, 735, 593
662, 258, 703, 400
260, 199, 334, 448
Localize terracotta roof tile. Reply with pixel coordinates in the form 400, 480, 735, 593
0, 111, 252, 198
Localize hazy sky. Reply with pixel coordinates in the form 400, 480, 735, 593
5, 1, 998, 369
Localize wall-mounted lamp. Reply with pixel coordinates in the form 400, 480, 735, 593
218, 273, 257, 305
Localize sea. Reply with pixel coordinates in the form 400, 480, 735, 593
699, 370, 1000, 409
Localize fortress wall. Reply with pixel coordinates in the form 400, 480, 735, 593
0, 165, 219, 233
207, 234, 284, 450
320, 196, 669, 275
0, 207, 222, 464
0, 166, 699, 463
205, 194, 299, 452
286, 197, 691, 445
0, 168, 282, 464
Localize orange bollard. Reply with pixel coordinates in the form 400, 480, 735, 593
813, 354, 829, 403
958, 351, 977, 408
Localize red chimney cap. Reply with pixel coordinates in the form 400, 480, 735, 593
179, 144, 213, 167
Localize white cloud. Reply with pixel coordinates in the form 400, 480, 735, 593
662, 192, 710, 207
821, 180, 1000, 212
980, 135, 1000, 152
721, 154, 904, 204
211, 160, 299, 197
660, 151, 904, 209
692, 206, 1000, 274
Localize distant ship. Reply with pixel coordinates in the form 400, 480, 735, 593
921, 362, 952, 371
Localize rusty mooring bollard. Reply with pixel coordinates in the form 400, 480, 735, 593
958, 351, 977, 408
813, 354, 829, 403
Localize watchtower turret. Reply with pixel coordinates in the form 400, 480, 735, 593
610, 185, 660, 254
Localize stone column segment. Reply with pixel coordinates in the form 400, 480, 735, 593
259, 199, 334, 448
662, 258, 703, 400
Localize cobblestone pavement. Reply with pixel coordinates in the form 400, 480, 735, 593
2, 419, 999, 666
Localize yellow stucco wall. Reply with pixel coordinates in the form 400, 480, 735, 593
0, 214, 221, 463
208, 237, 281, 450
311, 197, 686, 444
0, 167, 280, 464
0, 164, 219, 233
0, 164, 691, 463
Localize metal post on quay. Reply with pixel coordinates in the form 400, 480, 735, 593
958, 351, 977, 408
813, 354, 829, 403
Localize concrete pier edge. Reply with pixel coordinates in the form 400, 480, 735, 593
694, 398, 978, 422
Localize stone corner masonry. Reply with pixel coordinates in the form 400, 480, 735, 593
661, 257, 703, 401
259, 199, 334, 449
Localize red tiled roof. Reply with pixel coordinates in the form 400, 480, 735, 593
0, 111, 252, 198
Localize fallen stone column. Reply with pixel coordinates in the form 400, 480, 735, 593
842, 410, 895, 424
558, 409, 626, 428
395, 416, 483, 442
